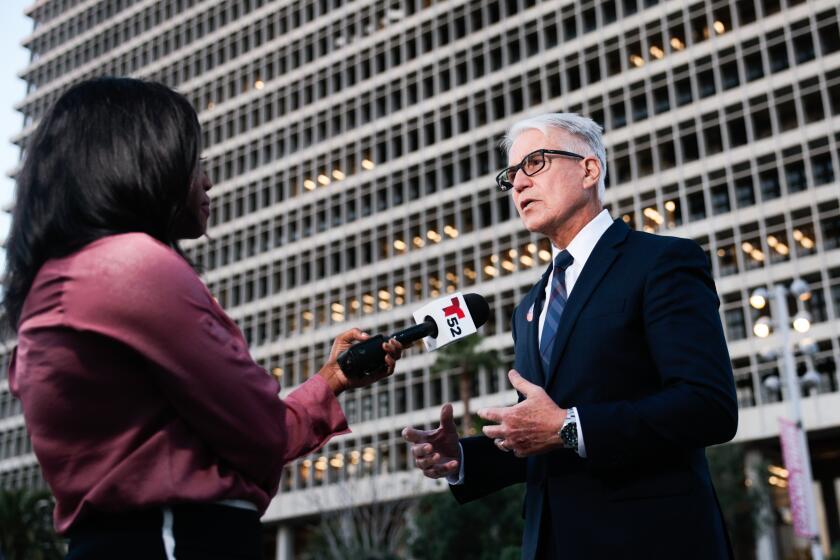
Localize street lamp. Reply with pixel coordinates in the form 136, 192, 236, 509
792, 311, 812, 334
750, 280, 823, 560
753, 315, 772, 338
750, 287, 769, 310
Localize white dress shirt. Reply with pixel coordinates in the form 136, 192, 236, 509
449, 209, 614, 484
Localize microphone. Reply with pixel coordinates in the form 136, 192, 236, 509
337, 293, 490, 379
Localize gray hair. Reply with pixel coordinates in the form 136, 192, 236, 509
501, 113, 607, 202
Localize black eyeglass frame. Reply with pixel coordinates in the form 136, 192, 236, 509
495, 149, 585, 191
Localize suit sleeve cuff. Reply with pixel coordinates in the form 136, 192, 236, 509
447, 442, 465, 485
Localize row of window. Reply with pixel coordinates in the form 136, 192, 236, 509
198, 183, 838, 340
732, 338, 839, 408
564, 0, 809, 42
0, 390, 23, 421
706, 202, 840, 279
193, 135, 502, 262
211, 230, 544, 355
29, 0, 224, 61
279, 428, 414, 491
609, 81, 839, 185
189, 68, 840, 273
25, 0, 403, 92
22, 0, 801, 137
194, 140, 504, 270
190, 18, 839, 220
27, 0, 146, 59
27, 0, 89, 29
23, 0, 472, 123
22, 0, 515, 124
191, 0, 827, 149
201, 199, 839, 369
605, 33, 840, 132
613, 135, 839, 226
20, 2, 840, 203
0, 426, 32, 462
188, 3, 836, 155
188, 121, 840, 309
722, 267, 840, 344
0, 464, 45, 492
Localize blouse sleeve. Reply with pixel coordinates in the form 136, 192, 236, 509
62, 234, 348, 485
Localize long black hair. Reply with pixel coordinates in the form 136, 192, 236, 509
3, 77, 202, 333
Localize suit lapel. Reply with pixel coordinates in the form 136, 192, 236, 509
544, 220, 630, 389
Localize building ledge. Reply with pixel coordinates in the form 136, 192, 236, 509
734, 391, 840, 443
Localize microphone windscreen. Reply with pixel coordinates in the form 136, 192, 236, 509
464, 293, 490, 328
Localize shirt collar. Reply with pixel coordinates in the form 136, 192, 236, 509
551, 209, 613, 269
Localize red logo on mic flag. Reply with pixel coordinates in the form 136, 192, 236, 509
413, 292, 478, 351
442, 297, 465, 319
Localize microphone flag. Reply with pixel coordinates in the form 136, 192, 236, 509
412, 292, 478, 352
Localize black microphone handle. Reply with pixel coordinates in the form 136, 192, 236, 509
336, 335, 387, 379
390, 318, 437, 345
337, 319, 437, 379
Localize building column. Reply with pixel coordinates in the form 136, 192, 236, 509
746, 450, 779, 560
275, 524, 293, 560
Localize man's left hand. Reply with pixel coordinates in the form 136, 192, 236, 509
478, 370, 567, 457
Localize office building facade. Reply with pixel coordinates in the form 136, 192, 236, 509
2, 0, 840, 556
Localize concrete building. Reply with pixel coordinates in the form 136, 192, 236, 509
2, 0, 839, 557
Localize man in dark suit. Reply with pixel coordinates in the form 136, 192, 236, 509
402, 113, 738, 559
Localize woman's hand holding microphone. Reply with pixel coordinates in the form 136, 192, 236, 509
318, 329, 403, 395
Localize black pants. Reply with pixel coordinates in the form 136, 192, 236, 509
66, 503, 262, 560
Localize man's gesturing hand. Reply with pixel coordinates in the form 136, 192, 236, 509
402, 403, 460, 479
478, 370, 567, 457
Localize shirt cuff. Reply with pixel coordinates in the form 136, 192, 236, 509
447, 442, 465, 485
572, 406, 587, 458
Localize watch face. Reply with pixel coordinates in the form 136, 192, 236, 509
561, 423, 577, 449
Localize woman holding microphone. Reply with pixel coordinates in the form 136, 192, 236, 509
4, 77, 400, 559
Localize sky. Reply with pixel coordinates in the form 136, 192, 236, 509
0, 0, 33, 270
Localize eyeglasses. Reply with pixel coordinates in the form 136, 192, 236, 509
495, 149, 585, 191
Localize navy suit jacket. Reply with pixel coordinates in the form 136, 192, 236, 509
451, 219, 738, 559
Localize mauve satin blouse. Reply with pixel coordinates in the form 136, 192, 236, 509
9, 233, 349, 534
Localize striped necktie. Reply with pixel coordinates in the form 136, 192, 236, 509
539, 250, 574, 372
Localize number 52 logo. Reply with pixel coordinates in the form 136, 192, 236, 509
442, 297, 466, 336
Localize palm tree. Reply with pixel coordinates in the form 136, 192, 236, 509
431, 334, 502, 435
0, 487, 64, 560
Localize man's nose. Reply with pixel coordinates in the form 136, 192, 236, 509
512, 169, 532, 191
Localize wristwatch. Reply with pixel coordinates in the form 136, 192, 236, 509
559, 408, 578, 450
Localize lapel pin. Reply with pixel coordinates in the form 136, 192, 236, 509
526, 302, 534, 322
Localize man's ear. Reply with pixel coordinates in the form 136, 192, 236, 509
582, 157, 600, 188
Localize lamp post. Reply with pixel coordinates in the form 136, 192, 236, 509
751, 280, 823, 560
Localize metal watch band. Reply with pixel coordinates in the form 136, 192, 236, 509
560, 408, 578, 450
